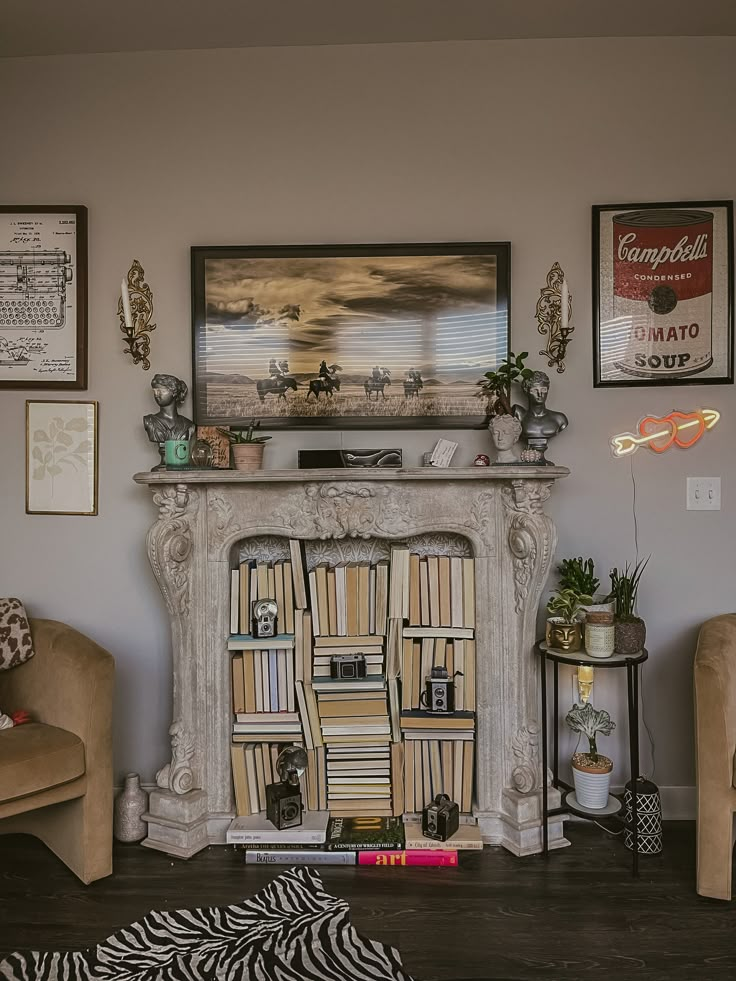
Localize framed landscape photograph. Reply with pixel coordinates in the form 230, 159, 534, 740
593, 200, 733, 388
191, 242, 510, 429
0, 205, 88, 390
26, 400, 98, 515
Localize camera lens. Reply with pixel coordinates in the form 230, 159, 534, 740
427, 813, 437, 830
343, 664, 356, 678
282, 802, 299, 822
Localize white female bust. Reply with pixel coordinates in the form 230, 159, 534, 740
489, 414, 523, 464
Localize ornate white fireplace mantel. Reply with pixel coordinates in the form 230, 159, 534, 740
133, 466, 570, 856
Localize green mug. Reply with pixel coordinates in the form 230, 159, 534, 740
164, 439, 191, 466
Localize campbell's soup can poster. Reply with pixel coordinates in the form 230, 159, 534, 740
594, 201, 733, 387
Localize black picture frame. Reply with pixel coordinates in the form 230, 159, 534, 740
191, 242, 510, 430
592, 200, 733, 389
0, 205, 88, 390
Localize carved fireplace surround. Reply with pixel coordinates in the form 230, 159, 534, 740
133, 466, 569, 856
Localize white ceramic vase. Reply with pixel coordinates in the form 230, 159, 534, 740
113, 772, 148, 843
572, 754, 613, 809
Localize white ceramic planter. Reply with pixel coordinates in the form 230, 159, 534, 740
572, 754, 613, 809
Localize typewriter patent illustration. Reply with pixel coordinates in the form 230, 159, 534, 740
0, 250, 73, 329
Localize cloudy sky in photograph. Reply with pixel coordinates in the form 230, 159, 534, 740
200, 253, 507, 380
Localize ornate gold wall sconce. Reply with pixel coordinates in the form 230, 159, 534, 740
537, 262, 573, 373
118, 260, 156, 370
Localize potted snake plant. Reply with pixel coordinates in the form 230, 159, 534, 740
609, 558, 649, 654
545, 588, 593, 653
217, 419, 271, 471
566, 702, 616, 809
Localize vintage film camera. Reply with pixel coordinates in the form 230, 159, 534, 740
422, 793, 460, 842
420, 665, 462, 714
265, 745, 307, 830
252, 598, 278, 639
330, 653, 367, 681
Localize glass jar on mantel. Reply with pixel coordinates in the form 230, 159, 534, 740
585, 611, 615, 659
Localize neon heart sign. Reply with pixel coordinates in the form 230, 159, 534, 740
611, 409, 720, 458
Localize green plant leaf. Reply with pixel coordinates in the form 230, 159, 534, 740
65, 416, 88, 432
32, 465, 45, 480
46, 464, 62, 476
56, 430, 73, 447
32, 446, 43, 461
33, 429, 49, 443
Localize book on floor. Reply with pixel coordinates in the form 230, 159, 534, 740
226, 810, 330, 844
357, 850, 459, 866
245, 850, 356, 865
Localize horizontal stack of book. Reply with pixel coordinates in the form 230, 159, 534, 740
308, 561, 389, 638
312, 636, 385, 678
229, 814, 481, 865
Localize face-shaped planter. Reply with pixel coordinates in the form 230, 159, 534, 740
546, 618, 582, 653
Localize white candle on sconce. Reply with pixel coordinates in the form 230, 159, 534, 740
560, 278, 569, 332
121, 278, 134, 332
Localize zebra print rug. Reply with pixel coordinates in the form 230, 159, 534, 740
0, 866, 414, 980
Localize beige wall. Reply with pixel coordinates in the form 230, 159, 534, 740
1, 37, 734, 801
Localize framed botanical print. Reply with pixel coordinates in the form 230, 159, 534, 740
0, 205, 88, 389
191, 242, 511, 429
26, 401, 98, 515
593, 200, 734, 388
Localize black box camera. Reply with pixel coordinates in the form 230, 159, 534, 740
330, 653, 367, 680
252, 598, 278, 639
421, 665, 456, 713
422, 793, 460, 842
265, 780, 303, 830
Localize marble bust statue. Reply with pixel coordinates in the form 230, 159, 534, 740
143, 373, 195, 470
489, 413, 522, 464
512, 370, 568, 465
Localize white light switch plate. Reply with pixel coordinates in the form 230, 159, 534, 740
687, 477, 721, 510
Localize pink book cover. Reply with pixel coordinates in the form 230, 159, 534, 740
358, 850, 458, 867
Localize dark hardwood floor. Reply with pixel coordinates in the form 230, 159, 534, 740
0, 822, 734, 981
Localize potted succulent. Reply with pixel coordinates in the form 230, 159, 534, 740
557, 556, 614, 615
545, 587, 593, 653
566, 702, 616, 809
609, 558, 649, 654
217, 419, 271, 471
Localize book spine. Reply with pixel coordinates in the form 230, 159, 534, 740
226, 832, 326, 845
358, 850, 459, 866
245, 850, 356, 865
328, 841, 404, 851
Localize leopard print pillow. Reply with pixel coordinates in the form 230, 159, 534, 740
0, 598, 35, 671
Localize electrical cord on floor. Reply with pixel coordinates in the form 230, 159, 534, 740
629, 453, 656, 781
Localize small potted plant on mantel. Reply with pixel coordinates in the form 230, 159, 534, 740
545, 587, 593, 653
217, 419, 272, 471
566, 702, 616, 809
477, 352, 532, 460
609, 558, 649, 654
557, 556, 615, 616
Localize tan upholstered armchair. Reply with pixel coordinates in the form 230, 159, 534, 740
694, 614, 736, 900
0, 619, 114, 884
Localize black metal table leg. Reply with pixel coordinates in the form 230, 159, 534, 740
553, 662, 559, 787
541, 650, 548, 857
632, 660, 640, 877
626, 660, 640, 878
